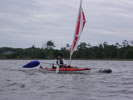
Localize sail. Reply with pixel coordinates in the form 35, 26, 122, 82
70, 0, 86, 57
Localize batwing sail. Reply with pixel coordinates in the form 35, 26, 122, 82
69, 0, 86, 65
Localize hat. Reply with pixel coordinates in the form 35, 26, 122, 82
57, 53, 63, 57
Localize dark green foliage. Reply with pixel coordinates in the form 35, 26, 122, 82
46, 40, 55, 49
0, 40, 133, 59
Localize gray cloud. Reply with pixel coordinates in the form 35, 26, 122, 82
0, 0, 133, 48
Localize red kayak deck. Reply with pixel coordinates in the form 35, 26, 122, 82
39, 67, 91, 74
40, 67, 90, 71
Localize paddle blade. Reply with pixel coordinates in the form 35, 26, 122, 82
23, 61, 40, 68
56, 65, 59, 73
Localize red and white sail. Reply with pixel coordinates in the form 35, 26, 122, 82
69, 0, 86, 64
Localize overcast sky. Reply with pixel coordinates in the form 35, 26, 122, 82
0, 0, 133, 48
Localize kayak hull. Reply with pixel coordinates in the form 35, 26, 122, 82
39, 67, 91, 74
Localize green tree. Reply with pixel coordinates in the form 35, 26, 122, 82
46, 40, 55, 49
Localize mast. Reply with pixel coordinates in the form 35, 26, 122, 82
69, 0, 86, 65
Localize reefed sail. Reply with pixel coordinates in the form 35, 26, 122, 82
69, 0, 86, 64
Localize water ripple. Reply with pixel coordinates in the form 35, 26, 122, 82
0, 60, 133, 100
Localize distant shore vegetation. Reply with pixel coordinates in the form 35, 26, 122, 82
0, 40, 133, 59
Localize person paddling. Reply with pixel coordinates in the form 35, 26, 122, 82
56, 53, 65, 67
52, 53, 66, 69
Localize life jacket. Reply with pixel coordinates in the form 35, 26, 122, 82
56, 59, 64, 65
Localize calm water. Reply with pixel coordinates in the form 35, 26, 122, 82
0, 60, 133, 100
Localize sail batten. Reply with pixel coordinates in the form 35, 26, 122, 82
69, 0, 86, 65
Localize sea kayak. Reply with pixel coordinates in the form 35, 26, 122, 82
39, 67, 91, 74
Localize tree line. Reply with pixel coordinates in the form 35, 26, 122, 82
0, 40, 133, 59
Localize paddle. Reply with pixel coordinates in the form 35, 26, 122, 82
40, 61, 60, 73
56, 65, 59, 73
23, 60, 40, 68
